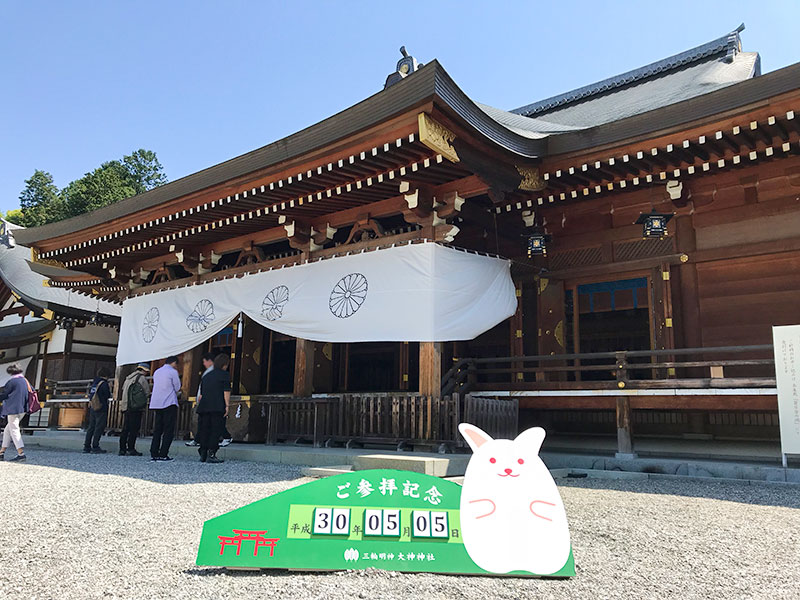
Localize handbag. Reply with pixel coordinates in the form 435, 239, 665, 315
25, 379, 41, 415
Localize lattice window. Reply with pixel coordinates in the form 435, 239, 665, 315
548, 246, 603, 271
613, 237, 675, 262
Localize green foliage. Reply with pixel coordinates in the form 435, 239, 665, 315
17, 170, 65, 227
60, 160, 138, 217
15, 149, 168, 227
1, 208, 25, 225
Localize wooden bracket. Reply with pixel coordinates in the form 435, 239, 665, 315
311, 223, 338, 251
344, 217, 386, 245
400, 180, 434, 224
234, 243, 266, 268
280, 217, 311, 251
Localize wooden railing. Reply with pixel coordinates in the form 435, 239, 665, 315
260, 394, 462, 449
442, 345, 776, 396
45, 377, 194, 438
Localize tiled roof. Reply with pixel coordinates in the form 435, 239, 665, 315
512, 24, 754, 119
0, 220, 121, 317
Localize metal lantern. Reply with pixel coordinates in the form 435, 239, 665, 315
526, 232, 551, 258
636, 211, 674, 239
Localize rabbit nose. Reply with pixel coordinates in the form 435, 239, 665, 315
504, 468, 513, 474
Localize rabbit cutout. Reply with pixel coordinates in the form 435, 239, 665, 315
458, 423, 571, 575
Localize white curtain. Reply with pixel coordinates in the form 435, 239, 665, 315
116, 243, 517, 365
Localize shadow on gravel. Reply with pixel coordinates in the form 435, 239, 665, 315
184, 567, 301, 578
559, 476, 800, 509
9, 447, 307, 485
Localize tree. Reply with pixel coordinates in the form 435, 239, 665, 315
61, 160, 139, 217
123, 149, 168, 194
61, 150, 167, 218
1, 209, 24, 225
15, 149, 168, 226
17, 170, 66, 227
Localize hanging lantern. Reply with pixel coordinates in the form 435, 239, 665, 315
635, 210, 674, 239
89, 311, 102, 326
526, 231, 551, 258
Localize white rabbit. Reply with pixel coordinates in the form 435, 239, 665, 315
458, 423, 571, 575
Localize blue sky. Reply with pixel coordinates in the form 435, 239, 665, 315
2, 1, 800, 215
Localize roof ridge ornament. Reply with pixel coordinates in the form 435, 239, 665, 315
384, 46, 423, 89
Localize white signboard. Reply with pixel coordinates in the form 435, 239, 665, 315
772, 325, 800, 460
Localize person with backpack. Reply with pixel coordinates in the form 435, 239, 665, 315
83, 367, 112, 454
149, 356, 181, 462
195, 353, 231, 463
0, 363, 30, 461
119, 362, 150, 456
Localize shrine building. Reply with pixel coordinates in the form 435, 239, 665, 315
14, 25, 800, 454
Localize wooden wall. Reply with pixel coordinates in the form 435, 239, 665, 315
697, 251, 800, 347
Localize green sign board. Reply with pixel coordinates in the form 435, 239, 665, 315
196, 468, 575, 577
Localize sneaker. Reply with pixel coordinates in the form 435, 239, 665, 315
126, 450, 143, 457
90, 448, 107, 454
150, 457, 160, 462
185, 440, 199, 447
83, 448, 92, 454
220, 438, 232, 447
159, 456, 174, 462
118, 450, 127, 456
206, 454, 224, 464
10, 454, 27, 462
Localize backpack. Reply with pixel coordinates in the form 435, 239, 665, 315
89, 381, 103, 412
127, 376, 148, 411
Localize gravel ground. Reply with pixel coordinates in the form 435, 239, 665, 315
1, 448, 799, 600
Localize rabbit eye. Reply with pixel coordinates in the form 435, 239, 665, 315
489, 457, 496, 464
517, 458, 525, 465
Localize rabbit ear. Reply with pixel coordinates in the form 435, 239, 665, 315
459, 423, 493, 453
514, 426, 546, 454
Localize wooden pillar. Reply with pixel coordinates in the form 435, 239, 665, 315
293, 338, 315, 397
39, 337, 50, 392
419, 342, 442, 397
615, 396, 636, 458
339, 343, 350, 392
264, 329, 274, 393
61, 326, 74, 380
509, 284, 524, 384
399, 342, 410, 391
536, 276, 566, 382
239, 315, 264, 395
180, 345, 204, 400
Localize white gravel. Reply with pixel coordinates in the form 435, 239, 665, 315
1, 448, 799, 600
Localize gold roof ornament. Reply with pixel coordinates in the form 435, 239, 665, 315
516, 166, 546, 191
418, 113, 459, 163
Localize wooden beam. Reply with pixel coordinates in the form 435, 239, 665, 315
516, 394, 777, 411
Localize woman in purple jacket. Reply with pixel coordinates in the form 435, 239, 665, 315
0, 363, 29, 461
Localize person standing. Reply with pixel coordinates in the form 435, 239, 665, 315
119, 362, 150, 456
0, 363, 29, 461
83, 367, 112, 454
195, 353, 230, 463
149, 356, 181, 462
185, 352, 215, 447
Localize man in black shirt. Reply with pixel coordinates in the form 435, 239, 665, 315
195, 353, 231, 463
